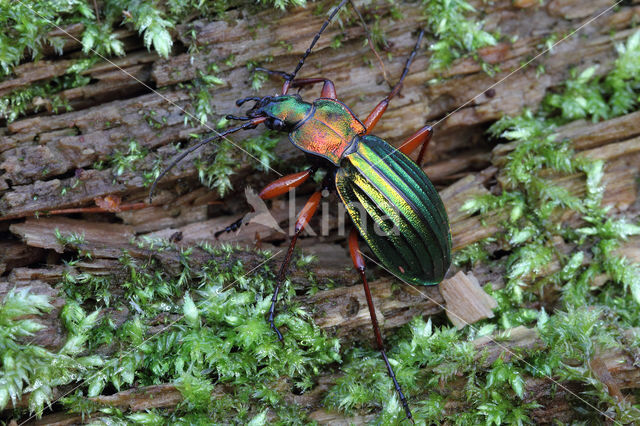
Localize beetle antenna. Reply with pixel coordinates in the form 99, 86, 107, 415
347, 0, 390, 87
388, 29, 424, 99
148, 118, 265, 203
283, 0, 349, 93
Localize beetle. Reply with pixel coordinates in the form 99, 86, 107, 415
150, 0, 451, 420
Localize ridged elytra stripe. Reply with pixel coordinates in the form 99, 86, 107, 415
385, 142, 449, 229
348, 171, 430, 277
338, 167, 426, 280
336, 160, 440, 285
359, 137, 450, 255
346, 150, 441, 279
340, 182, 410, 274
353, 140, 446, 269
363, 136, 448, 235
336, 136, 452, 285
350, 137, 449, 279
363, 135, 451, 266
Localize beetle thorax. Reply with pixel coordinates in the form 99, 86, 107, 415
288, 99, 366, 165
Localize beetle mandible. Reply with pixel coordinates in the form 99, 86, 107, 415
150, 0, 452, 420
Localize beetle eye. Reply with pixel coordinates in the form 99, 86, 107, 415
268, 118, 286, 131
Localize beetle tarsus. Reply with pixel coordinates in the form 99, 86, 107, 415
226, 114, 250, 121
214, 217, 244, 238
255, 67, 294, 81
363, 29, 425, 134
268, 233, 298, 343
268, 294, 285, 344
236, 96, 261, 107
365, 269, 415, 421
381, 348, 413, 421
268, 233, 298, 344
148, 0, 450, 415
285, 0, 349, 93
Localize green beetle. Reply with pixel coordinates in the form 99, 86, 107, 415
150, 0, 451, 420
252, 94, 452, 286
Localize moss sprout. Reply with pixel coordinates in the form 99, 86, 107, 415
193, 130, 281, 196
421, 0, 498, 70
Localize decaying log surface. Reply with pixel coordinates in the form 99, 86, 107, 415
2, 0, 640, 217
439, 271, 498, 328
2, 0, 640, 424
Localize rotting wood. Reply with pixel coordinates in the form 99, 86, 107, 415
3, 219, 640, 422
2, 1, 640, 220
4, 219, 640, 356
2, 113, 638, 343
492, 109, 640, 163
3, 130, 639, 350
0, 241, 45, 275
439, 271, 498, 328
10, 217, 135, 257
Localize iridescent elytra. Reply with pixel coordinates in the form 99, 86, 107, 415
150, 0, 452, 420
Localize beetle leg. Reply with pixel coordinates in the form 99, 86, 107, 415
214, 216, 244, 238
255, 69, 338, 99
363, 98, 390, 134
398, 124, 433, 166
268, 191, 322, 342
259, 168, 315, 199
214, 168, 315, 238
291, 78, 337, 99
363, 30, 424, 134
348, 228, 414, 422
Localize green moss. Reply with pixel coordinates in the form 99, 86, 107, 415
0, 288, 102, 417
94, 138, 165, 187
0, 0, 316, 104
543, 32, 640, 123
180, 67, 225, 127
110, 139, 149, 176
246, 60, 270, 92
0, 0, 255, 78
5, 3, 640, 424
421, 0, 498, 70
0, 66, 92, 123
193, 129, 281, 196
325, 306, 638, 423
2, 246, 340, 422
0, 1, 91, 75
470, 32, 640, 316
325, 317, 544, 424
54, 228, 86, 246
177, 64, 281, 196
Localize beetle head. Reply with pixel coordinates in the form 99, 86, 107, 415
231, 94, 312, 132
